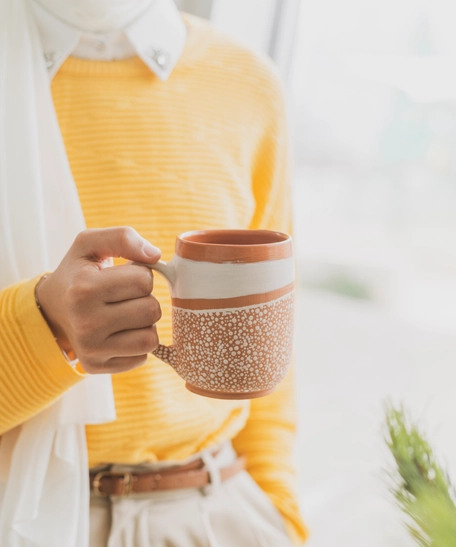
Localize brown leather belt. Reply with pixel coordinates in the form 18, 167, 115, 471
90, 455, 246, 497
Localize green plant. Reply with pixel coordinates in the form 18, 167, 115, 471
385, 404, 456, 546
301, 271, 373, 300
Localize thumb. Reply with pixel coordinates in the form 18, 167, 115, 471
74, 227, 161, 264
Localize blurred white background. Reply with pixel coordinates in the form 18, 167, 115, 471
177, 2, 456, 545
288, 2, 456, 544
291, 0, 456, 333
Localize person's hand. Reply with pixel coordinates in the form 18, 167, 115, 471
36, 227, 162, 374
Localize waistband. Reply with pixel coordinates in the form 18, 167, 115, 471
89, 442, 244, 497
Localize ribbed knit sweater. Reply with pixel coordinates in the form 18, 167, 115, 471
0, 14, 307, 545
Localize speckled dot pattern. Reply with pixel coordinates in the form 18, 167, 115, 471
153, 292, 294, 396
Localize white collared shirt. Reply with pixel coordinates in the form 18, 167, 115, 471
30, 0, 187, 81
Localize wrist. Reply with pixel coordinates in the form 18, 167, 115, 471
35, 273, 74, 355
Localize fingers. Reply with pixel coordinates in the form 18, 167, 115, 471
70, 292, 161, 376
73, 227, 161, 265
84, 354, 150, 375
105, 325, 159, 357
106, 296, 162, 333
97, 264, 154, 303
77, 326, 159, 374
71, 294, 161, 340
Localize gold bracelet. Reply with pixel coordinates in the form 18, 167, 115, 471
35, 273, 49, 310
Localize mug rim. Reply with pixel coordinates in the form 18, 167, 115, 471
178, 229, 291, 247
175, 229, 292, 263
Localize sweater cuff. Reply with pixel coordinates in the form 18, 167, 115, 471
4, 276, 84, 425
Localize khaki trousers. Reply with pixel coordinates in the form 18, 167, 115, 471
89, 443, 291, 547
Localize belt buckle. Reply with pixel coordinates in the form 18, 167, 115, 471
92, 471, 133, 497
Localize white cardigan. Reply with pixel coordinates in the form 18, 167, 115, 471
0, 2, 115, 546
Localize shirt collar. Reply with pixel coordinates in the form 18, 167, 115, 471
31, 0, 187, 81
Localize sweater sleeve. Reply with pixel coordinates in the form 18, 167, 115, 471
233, 71, 309, 546
0, 275, 84, 435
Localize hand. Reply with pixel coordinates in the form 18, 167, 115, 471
36, 227, 162, 374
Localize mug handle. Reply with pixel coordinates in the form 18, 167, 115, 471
132, 260, 178, 368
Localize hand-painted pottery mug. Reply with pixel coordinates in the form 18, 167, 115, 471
143, 229, 295, 400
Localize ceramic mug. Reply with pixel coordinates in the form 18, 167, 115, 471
140, 229, 295, 400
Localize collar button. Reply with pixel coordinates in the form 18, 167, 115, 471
95, 40, 107, 53
148, 48, 169, 69
44, 52, 56, 69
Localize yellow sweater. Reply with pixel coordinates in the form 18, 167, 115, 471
0, 15, 307, 545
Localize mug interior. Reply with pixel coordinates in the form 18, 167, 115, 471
179, 229, 289, 246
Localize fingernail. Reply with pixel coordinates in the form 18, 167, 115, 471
143, 241, 161, 258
